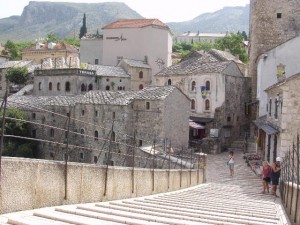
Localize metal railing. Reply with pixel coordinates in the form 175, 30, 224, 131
280, 135, 300, 225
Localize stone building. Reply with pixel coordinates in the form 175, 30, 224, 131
21, 42, 79, 64
8, 86, 190, 166
249, 0, 300, 102
176, 32, 226, 44
155, 49, 250, 149
80, 34, 103, 65
102, 19, 172, 76
262, 73, 300, 161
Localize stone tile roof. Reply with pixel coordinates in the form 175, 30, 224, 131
86, 65, 130, 78
7, 86, 177, 109
156, 49, 243, 76
102, 19, 169, 29
121, 59, 151, 69
22, 42, 78, 53
0, 61, 32, 69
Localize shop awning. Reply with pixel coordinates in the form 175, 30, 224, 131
189, 120, 205, 129
260, 124, 279, 135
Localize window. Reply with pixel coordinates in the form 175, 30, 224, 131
120, 79, 122, 82
95, 110, 98, 117
106, 78, 109, 82
205, 99, 210, 110
88, 84, 93, 91
139, 140, 143, 147
275, 97, 279, 119
94, 156, 98, 163
106, 85, 110, 90
50, 152, 54, 159
277, 13, 282, 19
49, 82, 52, 91
95, 59, 99, 65
80, 128, 85, 138
112, 112, 116, 119
227, 116, 231, 122
80, 152, 84, 159
94, 130, 99, 141
168, 79, 172, 85
39, 82, 42, 90
191, 99, 196, 110
57, 82, 61, 91
112, 131, 116, 141
205, 80, 210, 91
81, 110, 85, 116
269, 99, 272, 116
32, 130, 36, 138
50, 128, 54, 138
146, 102, 150, 110
65, 82, 70, 92
139, 84, 143, 90
191, 81, 196, 91
81, 84, 86, 92
32, 113, 36, 119
139, 71, 143, 79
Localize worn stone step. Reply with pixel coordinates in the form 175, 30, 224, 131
8, 215, 72, 225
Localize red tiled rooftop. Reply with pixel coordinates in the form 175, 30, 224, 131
22, 42, 78, 52
102, 19, 169, 29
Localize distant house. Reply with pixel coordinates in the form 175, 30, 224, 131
80, 34, 103, 65
102, 19, 172, 76
155, 49, 250, 148
21, 42, 79, 64
176, 32, 226, 44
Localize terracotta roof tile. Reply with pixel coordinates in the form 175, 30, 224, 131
102, 19, 169, 29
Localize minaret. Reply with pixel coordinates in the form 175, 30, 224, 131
249, 0, 300, 102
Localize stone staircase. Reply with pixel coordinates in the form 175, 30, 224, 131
0, 151, 290, 225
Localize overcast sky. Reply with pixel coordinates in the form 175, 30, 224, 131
0, 0, 249, 22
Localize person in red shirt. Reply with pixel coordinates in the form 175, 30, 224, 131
261, 161, 272, 193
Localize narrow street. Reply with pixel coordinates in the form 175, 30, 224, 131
0, 150, 291, 225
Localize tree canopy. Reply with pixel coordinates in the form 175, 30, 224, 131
0, 108, 37, 158
5, 66, 29, 85
1, 40, 33, 60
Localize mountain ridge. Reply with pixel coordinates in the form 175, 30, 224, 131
0, 2, 249, 43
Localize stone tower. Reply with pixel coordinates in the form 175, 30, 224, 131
249, 0, 300, 101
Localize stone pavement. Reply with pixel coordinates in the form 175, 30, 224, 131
0, 150, 291, 225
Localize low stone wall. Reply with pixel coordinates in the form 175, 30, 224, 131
0, 157, 205, 214
282, 182, 300, 225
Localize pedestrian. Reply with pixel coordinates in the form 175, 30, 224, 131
271, 157, 281, 197
228, 151, 235, 177
261, 161, 272, 194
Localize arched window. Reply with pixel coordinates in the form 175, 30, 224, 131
81, 84, 86, 92
191, 99, 196, 110
205, 99, 210, 110
50, 128, 54, 138
38, 82, 42, 90
65, 82, 70, 92
139, 84, 143, 90
139, 71, 143, 79
80, 128, 85, 138
88, 84, 93, 91
106, 85, 110, 90
57, 82, 61, 91
49, 82, 52, 91
168, 79, 172, 85
191, 81, 196, 91
94, 130, 98, 141
205, 80, 210, 91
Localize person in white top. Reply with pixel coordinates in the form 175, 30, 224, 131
228, 151, 235, 177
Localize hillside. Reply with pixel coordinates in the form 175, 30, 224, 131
167, 5, 249, 35
0, 2, 250, 43
0, 1, 143, 43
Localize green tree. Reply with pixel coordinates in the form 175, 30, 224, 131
46, 32, 60, 43
5, 66, 29, 85
1, 40, 33, 60
241, 31, 248, 41
63, 37, 80, 47
79, 13, 87, 39
0, 108, 37, 158
215, 33, 248, 63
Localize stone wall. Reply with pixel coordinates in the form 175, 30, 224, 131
0, 156, 206, 214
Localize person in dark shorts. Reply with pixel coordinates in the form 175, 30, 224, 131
261, 161, 272, 193
271, 157, 281, 197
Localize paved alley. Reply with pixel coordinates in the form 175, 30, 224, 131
0, 150, 291, 225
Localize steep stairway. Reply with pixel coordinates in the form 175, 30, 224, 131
0, 151, 290, 225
